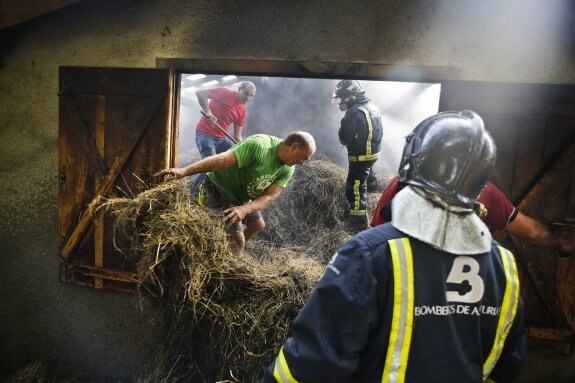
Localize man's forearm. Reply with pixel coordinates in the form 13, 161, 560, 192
233, 125, 243, 141
243, 194, 275, 215
508, 212, 560, 249
241, 185, 283, 215
196, 90, 211, 114
181, 152, 234, 177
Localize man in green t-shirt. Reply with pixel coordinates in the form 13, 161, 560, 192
154, 132, 316, 252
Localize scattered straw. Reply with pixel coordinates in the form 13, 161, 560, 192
100, 158, 390, 382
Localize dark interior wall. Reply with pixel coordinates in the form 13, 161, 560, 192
0, 0, 574, 380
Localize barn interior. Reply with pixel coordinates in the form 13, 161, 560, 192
1, 0, 574, 382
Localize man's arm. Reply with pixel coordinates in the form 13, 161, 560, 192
224, 184, 283, 224
196, 89, 217, 124
154, 150, 237, 180
233, 124, 243, 142
338, 114, 356, 146
506, 212, 574, 255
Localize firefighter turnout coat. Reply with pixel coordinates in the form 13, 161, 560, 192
261, 224, 525, 383
338, 96, 383, 162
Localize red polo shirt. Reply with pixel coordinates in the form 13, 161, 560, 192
196, 87, 246, 138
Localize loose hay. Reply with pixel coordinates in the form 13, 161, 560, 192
101, 181, 324, 382
102, 158, 385, 382
260, 157, 352, 263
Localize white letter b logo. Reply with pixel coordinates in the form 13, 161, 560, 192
446, 256, 484, 303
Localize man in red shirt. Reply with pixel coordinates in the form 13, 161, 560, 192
195, 81, 256, 158
371, 175, 574, 255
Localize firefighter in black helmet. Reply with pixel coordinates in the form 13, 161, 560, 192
261, 110, 526, 383
332, 80, 383, 232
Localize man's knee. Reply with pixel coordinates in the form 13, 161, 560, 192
248, 217, 265, 233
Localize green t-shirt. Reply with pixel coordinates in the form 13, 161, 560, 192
207, 134, 295, 204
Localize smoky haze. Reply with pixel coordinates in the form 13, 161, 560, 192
178, 76, 440, 179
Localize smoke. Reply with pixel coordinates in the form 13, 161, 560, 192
178, 76, 440, 178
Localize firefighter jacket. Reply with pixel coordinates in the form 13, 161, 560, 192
338, 96, 383, 162
261, 224, 525, 383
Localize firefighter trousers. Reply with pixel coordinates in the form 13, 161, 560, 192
345, 160, 376, 221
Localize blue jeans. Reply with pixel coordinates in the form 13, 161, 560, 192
195, 132, 235, 158
191, 132, 236, 195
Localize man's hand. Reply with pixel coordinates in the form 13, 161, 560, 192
224, 205, 249, 226
154, 167, 185, 181
206, 113, 218, 125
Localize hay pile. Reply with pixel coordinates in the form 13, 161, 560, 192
102, 181, 324, 382
260, 157, 352, 263
103, 158, 386, 382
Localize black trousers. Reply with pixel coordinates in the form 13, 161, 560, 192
345, 160, 376, 219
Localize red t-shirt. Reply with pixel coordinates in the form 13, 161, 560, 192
369, 176, 517, 231
196, 88, 246, 138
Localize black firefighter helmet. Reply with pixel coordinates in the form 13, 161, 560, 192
332, 80, 365, 111
398, 110, 497, 210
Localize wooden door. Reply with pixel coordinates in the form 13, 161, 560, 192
58, 66, 175, 296
440, 81, 575, 354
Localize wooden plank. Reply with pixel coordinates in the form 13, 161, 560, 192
511, 117, 546, 201
483, 114, 520, 197
94, 95, 105, 288
526, 326, 575, 355
62, 264, 162, 297
59, 93, 98, 248
60, 96, 164, 260
511, 236, 568, 328
517, 140, 575, 213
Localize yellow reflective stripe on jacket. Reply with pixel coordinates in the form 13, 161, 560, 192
358, 106, 374, 157
273, 346, 299, 383
382, 238, 415, 383
483, 246, 520, 380
348, 153, 380, 162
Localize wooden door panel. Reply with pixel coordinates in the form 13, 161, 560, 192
440, 81, 575, 353
59, 66, 173, 296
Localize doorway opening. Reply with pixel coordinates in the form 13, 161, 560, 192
177, 74, 441, 179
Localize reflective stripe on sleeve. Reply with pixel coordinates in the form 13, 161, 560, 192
382, 238, 415, 383
483, 246, 520, 380
358, 106, 374, 157
273, 346, 300, 383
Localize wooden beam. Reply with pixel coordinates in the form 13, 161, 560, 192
0, 0, 83, 30
157, 58, 459, 83
526, 326, 575, 355
94, 95, 106, 289
62, 263, 163, 298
